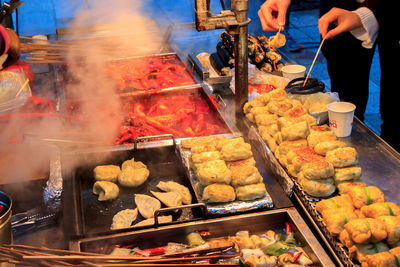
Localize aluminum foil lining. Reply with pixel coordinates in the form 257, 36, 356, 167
178, 146, 274, 215
43, 150, 63, 212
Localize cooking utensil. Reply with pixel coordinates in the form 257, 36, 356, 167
285, 77, 325, 95
303, 37, 326, 87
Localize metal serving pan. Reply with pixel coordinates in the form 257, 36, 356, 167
242, 115, 400, 266
61, 135, 205, 238
69, 207, 334, 266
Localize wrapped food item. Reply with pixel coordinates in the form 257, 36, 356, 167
347, 186, 385, 209
334, 166, 362, 182
230, 165, 263, 187
336, 180, 367, 195
377, 216, 400, 245
93, 181, 119, 201
157, 181, 192, 205
315, 194, 355, 213
344, 218, 387, 244
297, 175, 336, 198
94, 165, 121, 183
202, 183, 236, 203
281, 121, 310, 141
326, 147, 359, 168
364, 246, 400, 267
195, 160, 232, 186
314, 140, 347, 156
301, 160, 335, 180
235, 183, 267, 201
321, 207, 358, 235
348, 242, 389, 263
220, 141, 253, 162
118, 165, 149, 187
110, 209, 138, 230
361, 202, 400, 218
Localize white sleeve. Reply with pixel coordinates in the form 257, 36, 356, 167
350, 7, 379, 49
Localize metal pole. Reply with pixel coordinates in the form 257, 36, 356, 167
231, 0, 248, 116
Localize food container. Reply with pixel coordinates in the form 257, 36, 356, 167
69, 207, 334, 266
62, 136, 205, 237
0, 190, 12, 244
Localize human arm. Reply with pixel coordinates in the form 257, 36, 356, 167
258, 0, 291, 31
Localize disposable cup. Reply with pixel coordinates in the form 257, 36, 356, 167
327, 102, 356, 137
281, 64, 306, 81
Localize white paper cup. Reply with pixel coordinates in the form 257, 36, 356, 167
281, 64, 306, 81
327, 102, 356, 137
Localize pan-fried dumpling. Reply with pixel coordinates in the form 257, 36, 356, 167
110, 208, 138, 230
94, 165, 121, 182
150, 190, 182, 208
93, 181, 119, 201
202, 184, 236, 203
118, 165, 149, 187
364, 247, 400, 267
361, 202, 400, 218
281, 121, 310, 141
344, 218, 387, 244
347, 185, 385, 209
134, 194, 161, 219
133, 215, 173, 228
235, 183, 266, 201
377, 216, 400, 245
121, 158, 146, 170
326, 147, 358, 167
157, 181, 192, 205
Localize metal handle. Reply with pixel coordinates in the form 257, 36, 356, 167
153, 203, 208, 227
215, 93, 226, 111
134, 134, 176, 149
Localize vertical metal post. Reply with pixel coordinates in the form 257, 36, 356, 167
231, 0, 248, 116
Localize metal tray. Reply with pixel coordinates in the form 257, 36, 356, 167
242, 115, 400, 266
61, 136, 205, 238
69, 207, 334, 266
177, 136, 274, 215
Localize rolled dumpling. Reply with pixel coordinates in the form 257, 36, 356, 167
110, 209, 138, 230
93, 181, 119, 201
150, 190, 182, 208
135, 194, 161, 219
156, 181, 192, 205
94, 165, 120, 182
118, 165, 149, 187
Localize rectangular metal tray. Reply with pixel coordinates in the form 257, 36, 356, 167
177, 135, 274, 215
242, 115, 400, 266
61, 138, 205, 238
69, 207, 334, 266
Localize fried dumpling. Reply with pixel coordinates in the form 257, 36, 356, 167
94, 165, 120, 182
314, 140, 347, 156
255, 113, 279, 127
118, 165, 149, 187
348, 242, 389, 263
121, 158, 146, 170
235, 183, 266, 201
202, 183, 235, 203
196, 160, 232, 186
191, 151, 221, 164
134, 194, 161, 219
322, 207, 358, 235
301, 159, 335, 180
281, 121, 310, 141
361, 202, 400, 218
377, 216, 400, 245
157, 181, 192, 205
344, 218, 387, 244
315, 195, 355, 213
220, 141, 253, 161
298, 175, 336, 198
150, 190, 182, 208
364, 247, 400, 267
333, 166, 362, 182
347, 185, 385, 209
336, 180, 367, 195
307, 129, 336, 149
226, 157, 256, 169
181, 136, 227, 149
93, 181, 119, 201
110, 209, 138, 230
326, 147, 358, 167
230, 165, 263, 187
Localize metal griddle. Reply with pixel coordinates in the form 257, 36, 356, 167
62, 138, 204, 238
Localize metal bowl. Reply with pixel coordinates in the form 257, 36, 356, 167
0, 190, 12, 244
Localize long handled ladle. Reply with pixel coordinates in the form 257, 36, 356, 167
303, 37, 326, 87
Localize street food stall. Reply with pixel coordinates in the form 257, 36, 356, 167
0, 0, 399, 266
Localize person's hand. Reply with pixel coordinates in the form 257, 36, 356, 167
319, 7, 363, 39
258, 0, 290, 32
3, 28, 21, 68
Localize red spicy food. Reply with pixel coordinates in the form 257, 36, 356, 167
115, 93, 228, 145
248, 83, 275, 95
103, 57, 195, 94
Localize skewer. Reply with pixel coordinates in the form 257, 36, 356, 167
15, 79, 29, 97
4, 244, 102, 256
134, 253, 240, 263
303, 37, 326, 87
23, 255, 162, 261
97, 264, 237, 267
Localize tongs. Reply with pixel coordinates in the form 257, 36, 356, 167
11, 208, 57, 236
285, 77, 325, 95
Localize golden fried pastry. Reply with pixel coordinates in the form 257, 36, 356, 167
202, 183, 236, 203
281, 121, 310, 141
253, 92, 271, 104
220, 141, 253, 161
227, 157, 256, 168
283, 104, 307, 118
265, 123, 279, 136
94, 165, 121, 182
157, 181, 192, 205
334, 166, 362, 182
336, 180, 367, 195
121, 159, 146, 170
93, 181, 119, 201
361, 203, 400, 218
326, 147, 359, 167
321, 208, 358, 235
268, 88, 287, 102
344, 218, 387, 244
118, 165, 150, 187
255, 113, 279, 127
244, 254, 277, 267
276, 114, 316, 130
276, 139, 309, 157
301, 160, 335, 180
377, 216, 400, 245
267, 99, 293, 116
181, 136, 228, 149
314, 140, 348, 155
260, 131, 278, 153
298, 176, 336, 198
307, 130, 337, 149
315, 195, 355, 213
243, 99, 266, 114
191, 151, 222, 164
310, 124, 331, 133
250, 106, 270, 117
235, 183, 266, 201
273, 131, 283, 144
216, 137, 245, 151
364, 247, 400, 267
230, 165, 263, 187
196, 160, 232, 186
292, 152, 326, 173
190, 144, 217, 154
286, 146, 315, 165
348, 186, 385, 209
110, 208, 138, 230
349, 242, 389, 263
150, 190, 182, 208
